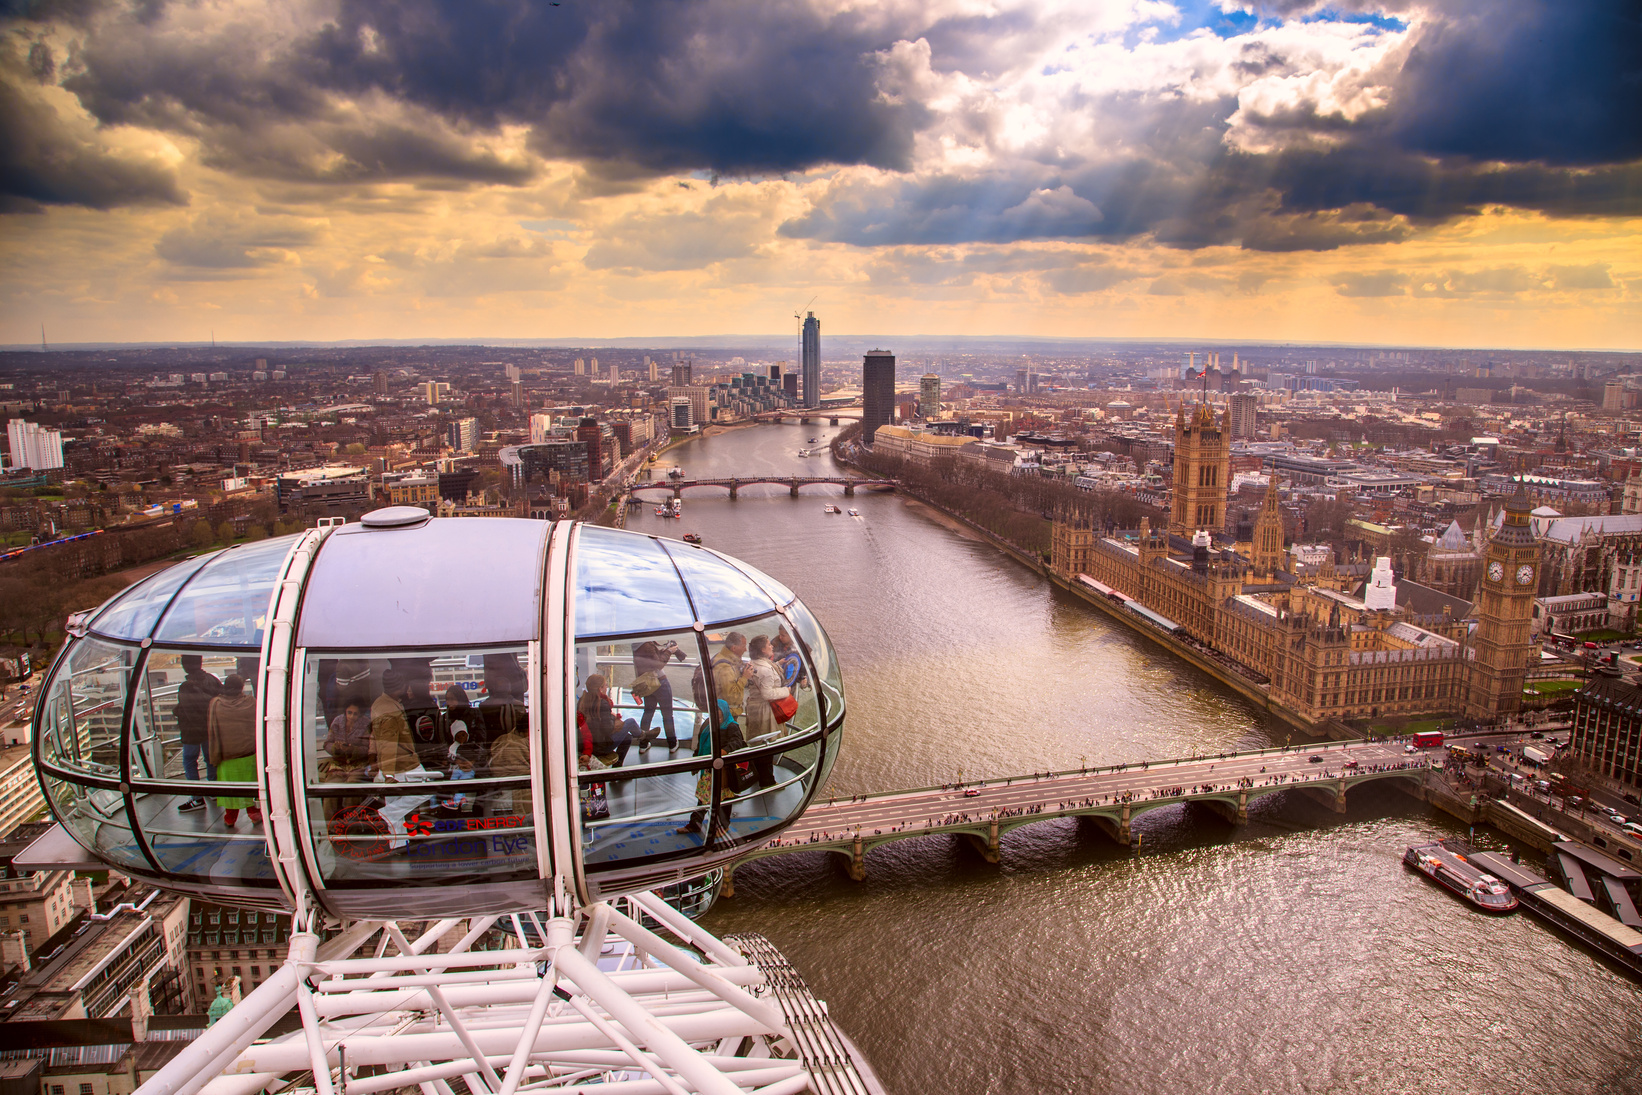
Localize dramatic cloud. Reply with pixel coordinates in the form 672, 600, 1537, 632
0, 33, 184, 212
0, 0, 1636, 347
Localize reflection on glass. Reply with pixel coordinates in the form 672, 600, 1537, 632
786, 599, 844, 723
578, 766, 710, 866
302, 645, 536, 886
48, 776, 149, 871
155, 535, 297, 646
706, 549, 796, 608
130, 650, 243, 786
56, 639, 134, 776
137, 790, 275, 883
663, 542, 781, 624
574, 631, 705, 767
89, 553, 217, 641
574, 527, 693, 637
723, 736, 821, 844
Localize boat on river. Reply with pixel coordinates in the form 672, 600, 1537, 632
847, 508, 861, 518
681, 532, 703, 544
824, 505, 841, 514
1403, 841, 1518, 914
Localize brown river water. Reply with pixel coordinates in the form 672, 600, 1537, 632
633, 422, 1641, 1095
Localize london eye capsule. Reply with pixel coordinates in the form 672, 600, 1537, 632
31, 511, 845, 920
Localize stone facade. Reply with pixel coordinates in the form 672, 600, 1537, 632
1170, 402, 1228, 537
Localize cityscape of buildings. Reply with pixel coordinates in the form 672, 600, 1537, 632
3, 329, 1642, 1076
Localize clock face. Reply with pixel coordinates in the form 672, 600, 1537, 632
1517, 564, 1534, 585
1488, 561, 1504, 582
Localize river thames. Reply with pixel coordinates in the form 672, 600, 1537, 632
635, 422, 1641, 1095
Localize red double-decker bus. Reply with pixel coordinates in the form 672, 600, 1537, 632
1412, 730, 1445, 749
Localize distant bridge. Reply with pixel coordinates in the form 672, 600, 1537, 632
630, 476, 896, 499
721, 738, 1436, 894
751, 409, 862, 424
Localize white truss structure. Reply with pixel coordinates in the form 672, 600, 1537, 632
141, 891, 873, 1095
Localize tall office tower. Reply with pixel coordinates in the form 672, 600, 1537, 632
801, 312, 821, 408
6, 418, 64, 470
577, 417, 606, 479
1227, 393, 1258, 438
512, 381, 525, 408
672, 361, 692, 387
447, 417, 479, 453
1170, 401, 1229, 536
770, 362, 784, 383
647, 357, 659, 382
606, 363, 620, 383
374, 371, 389, 394
861, 350, 896, 445
422, 381, 449, 405
1466, 481, 1539, 718
590, 357, 600, 376
574, 358, 586, 376
529, 413, 554, 444
919, 373, 941, 419
782, 373, 798, 400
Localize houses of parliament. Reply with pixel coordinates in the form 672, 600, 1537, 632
1050, 400, 1539, 726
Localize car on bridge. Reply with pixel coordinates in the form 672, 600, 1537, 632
1309, 754, 1324, 763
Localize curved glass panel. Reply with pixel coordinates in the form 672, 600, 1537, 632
786, 599, 844, 723
707, 550, 796, 608
301, 645, 538, 887
47, 775, 150, 871
155, 535, 298, 646
89, 553, 218, 641
664, 542, 779, 625
573, 629, 715, 867
128, 650, 272, 885
46, 638, 135, 777
724, 736, 822, 845
574, 527, 693, 637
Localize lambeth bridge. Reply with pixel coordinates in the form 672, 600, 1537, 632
631, 476, 896, 499
721, 737, 1440, 894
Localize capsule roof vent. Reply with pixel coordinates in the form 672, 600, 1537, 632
360, 506, 432, 530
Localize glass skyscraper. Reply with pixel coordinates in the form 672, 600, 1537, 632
802, 311, 821, 408
862, 350, 895, 444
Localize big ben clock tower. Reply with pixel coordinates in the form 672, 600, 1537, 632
1467, 481, 1539, 718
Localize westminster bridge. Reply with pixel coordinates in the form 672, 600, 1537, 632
721, 738, 1440, 895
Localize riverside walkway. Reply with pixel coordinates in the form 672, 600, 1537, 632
723, 738, 1438, 895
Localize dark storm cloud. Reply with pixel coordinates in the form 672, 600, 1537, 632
8, 0, 1642, 246
1391, 0, 1642, 166
49, 0, 925, 187
0, 61, 184, 212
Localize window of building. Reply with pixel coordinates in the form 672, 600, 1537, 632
81, 1084, 95, 1095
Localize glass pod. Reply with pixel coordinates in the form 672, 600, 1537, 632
32, 512, 844, 918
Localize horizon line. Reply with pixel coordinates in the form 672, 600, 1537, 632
3, 334, 1640, 355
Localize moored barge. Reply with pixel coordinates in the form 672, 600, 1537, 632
1404, 841, 1518, 913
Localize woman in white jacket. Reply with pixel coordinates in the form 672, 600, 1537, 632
740, 635, 790, 788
